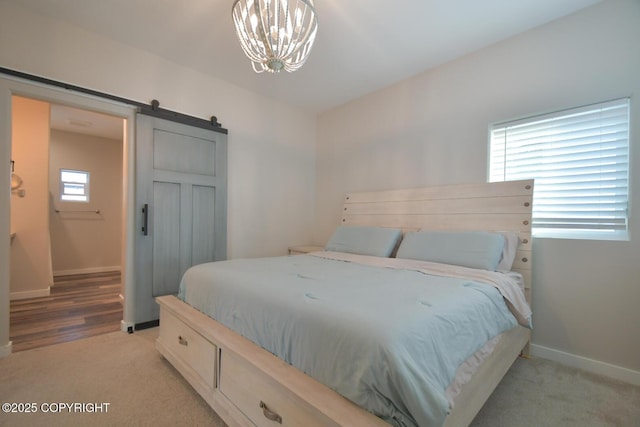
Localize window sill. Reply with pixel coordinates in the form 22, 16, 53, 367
533, 230, 629, 242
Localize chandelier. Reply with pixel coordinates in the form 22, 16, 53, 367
232, 0, 318, 73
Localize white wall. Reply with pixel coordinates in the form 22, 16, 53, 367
0, 1, 317, 259
49, 130, 123, 275
10, 96, 53, 299
316, 0, 640, 381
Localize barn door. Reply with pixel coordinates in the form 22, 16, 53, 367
134, 114, 227, 326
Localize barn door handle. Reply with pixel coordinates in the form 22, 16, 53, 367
141, 204, 148, 236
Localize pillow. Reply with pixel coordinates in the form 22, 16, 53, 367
396, 230, 505, 271
324, 225, 403, 257
496, 232, 520, 273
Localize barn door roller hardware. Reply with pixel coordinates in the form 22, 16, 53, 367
139, 99, 223, 130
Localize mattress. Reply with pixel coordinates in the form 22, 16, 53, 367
178, 252, 530, 427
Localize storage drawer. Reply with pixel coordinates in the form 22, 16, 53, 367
158, 307, 217, 390
219, 350, 335, 427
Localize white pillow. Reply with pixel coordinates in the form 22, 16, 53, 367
496, 232, 520, 273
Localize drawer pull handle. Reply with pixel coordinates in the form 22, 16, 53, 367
178, 336, 188, 346
260, 401, 282, 424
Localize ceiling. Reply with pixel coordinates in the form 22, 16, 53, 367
50, 104, 123, 140
14, 0, 601, 116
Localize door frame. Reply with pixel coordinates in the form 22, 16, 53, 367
0, 75, 137, 357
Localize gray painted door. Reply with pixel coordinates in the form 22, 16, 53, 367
134, 114, 227, 325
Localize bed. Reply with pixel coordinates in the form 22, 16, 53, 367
155, 179, 534, 427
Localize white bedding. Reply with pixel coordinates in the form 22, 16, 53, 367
314, 251, 531, 327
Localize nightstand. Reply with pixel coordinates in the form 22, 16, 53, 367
288, 245, 323, 255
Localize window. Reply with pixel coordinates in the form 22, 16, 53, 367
60, 169, 90, 202
489, 98, 630, 240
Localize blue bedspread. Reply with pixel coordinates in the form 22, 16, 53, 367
178, 253, 519, 427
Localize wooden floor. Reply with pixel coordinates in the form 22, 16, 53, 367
10, 271, 123, 352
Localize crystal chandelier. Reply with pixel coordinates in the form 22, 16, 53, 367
232, 0, 318, 73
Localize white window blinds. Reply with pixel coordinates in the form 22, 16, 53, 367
489, 98, 630, 239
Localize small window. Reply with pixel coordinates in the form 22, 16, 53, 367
60, 169, 90, 202
489, 98, 630, 240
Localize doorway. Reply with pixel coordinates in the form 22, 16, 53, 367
0, 76, 137, 357
9, 98, 125, 351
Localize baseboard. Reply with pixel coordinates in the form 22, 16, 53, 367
10, 287, 50, 300
121, 320, 135, 334
135, 320, 159, 331
531, 344, 640, 386
0, 340, 12, 358
53, 266, 121, 276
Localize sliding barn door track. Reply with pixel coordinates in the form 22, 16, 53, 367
0, 67, 227, 134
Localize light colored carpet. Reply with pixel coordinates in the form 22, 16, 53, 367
471, 356, 640, 427
0, 328, 225, 427
0, 328, 638, 427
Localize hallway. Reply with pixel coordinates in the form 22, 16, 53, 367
9, 271, 122, 352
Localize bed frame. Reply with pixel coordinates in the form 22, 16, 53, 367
156, 179, 534, 427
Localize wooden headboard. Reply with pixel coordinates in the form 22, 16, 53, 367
340, 180, 534, 304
